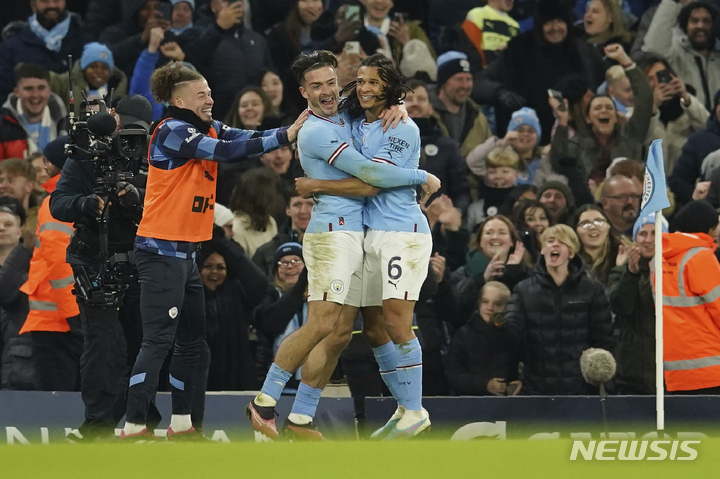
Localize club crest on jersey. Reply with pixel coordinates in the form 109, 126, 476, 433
330, 280, 344, 294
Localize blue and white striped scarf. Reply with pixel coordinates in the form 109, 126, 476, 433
28, 13, 71, 52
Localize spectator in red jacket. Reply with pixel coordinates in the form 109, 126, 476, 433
0, 64, 67, 162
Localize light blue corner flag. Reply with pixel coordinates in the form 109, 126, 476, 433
640, 139, 671, 216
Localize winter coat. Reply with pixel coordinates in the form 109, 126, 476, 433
199, 237, 267, 391
49, 60, 128, 115
643, 0, 720, 111
254, 269, 308, 391
608, 258, 656, 394
646, 93, 709, 175
98, 0, 153, 79
655, 232, 720, 391
503, 255, 615, 395
668, 110, 720, 206
199, 24, 274, 121
465, 182, 517, 231
479, 29, 606, 144
445, 312, 518, 395
129, 49, 165, 121
429, 220, 471, 275
429, 87, 492, 158
451, 250, 529, 326
706, 165, 720, 208
0, 13, 93, 101
549, 65, 654, 182
0, 244, 35, 390
0, 93, 67, 161
415, 117, 471, 212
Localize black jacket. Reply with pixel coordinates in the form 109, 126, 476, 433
254, 269, 308, 390
197, 24, 274, 121
669, 112, 720, 206
415, 117, 471, 213
445, 312, 518, 395
504, 255, 615, 395
608, 259, 656, 394
480, 29, 605, 143
451, 250, 529, 327
98, 0, 152, 78
0, 13, 94, 101
0, 244, 35, 390
198, 234, 267, 391
49, 157, 145, 263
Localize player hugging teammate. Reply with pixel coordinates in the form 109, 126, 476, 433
248, 51, 439, 440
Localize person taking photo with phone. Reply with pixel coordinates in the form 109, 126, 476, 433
549, 44, 653, 186
641, 56, 709, 175
356, 0, 437, 80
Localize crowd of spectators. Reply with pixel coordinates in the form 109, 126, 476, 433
3, 0, 720, 404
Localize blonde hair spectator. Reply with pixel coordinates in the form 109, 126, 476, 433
540, 224, 580, 256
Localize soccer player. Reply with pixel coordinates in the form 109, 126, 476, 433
294, 54, 434, 439
247, 50, 440, 440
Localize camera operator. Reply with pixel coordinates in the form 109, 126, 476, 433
49, 94, 162, 442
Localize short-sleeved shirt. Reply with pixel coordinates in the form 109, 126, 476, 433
350, 118, 430, 234
297, 111, 364, 233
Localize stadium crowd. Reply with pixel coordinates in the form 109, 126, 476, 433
3, 0, 720, 432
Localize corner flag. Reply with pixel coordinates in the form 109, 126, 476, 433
641, 139, 671, 216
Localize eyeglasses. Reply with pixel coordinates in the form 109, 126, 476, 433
606, 194, 641, 202
277, 259, 304, 268
578, 219, 608, 229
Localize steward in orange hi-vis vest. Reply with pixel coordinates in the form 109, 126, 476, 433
653, 232, 720, 392
20, 174, 78, 334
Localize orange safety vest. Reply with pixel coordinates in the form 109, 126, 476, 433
136, 119, 218, 243
652, 232, 720, 391
20, 175, 78, 333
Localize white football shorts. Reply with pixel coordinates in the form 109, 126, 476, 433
361, 230, 433, 307
303, 231, 364, 307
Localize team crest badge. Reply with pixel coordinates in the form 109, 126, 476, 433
330, 280, 344, 294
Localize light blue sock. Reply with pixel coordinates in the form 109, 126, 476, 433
290, 382, 323, 418
395, 338, 422, 411
372, 341, 401, 401
261, 363, 293, 401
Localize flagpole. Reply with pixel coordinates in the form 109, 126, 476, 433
655, 211, 664, 431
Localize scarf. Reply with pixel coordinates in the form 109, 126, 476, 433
171, 23, 194, 35
28, 12, 71, 52
16, 100, 54, 154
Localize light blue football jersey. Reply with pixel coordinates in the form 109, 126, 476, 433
298, 111, 429, 234
351, 118, 431, 234
297, 111, 363, 233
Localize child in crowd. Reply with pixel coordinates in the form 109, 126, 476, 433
466, 146, 521, 230
445, 281, 521, 396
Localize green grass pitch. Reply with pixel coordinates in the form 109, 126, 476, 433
2, 439, 719, 479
